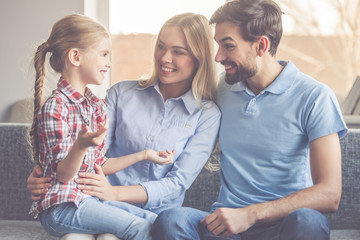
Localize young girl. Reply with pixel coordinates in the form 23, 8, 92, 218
28, 14, 174, 240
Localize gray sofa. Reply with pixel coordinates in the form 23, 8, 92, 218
0, 123, 359, 240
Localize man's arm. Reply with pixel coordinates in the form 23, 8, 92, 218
203, 132, 341, 238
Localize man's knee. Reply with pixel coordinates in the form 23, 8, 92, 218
281, 208, 330, 240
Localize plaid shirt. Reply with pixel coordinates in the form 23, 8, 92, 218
30, 78, 107, 218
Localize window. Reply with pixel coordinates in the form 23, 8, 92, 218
108, 0, 224, 86
277, 0, 360, 104
92, 0, 360, 108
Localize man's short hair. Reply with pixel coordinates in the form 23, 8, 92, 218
210, 0, 283, 56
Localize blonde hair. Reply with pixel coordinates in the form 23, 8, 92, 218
140, 13, 219, 105
30, 14, 109, 163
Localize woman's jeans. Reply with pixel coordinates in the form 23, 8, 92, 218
39, 197, 157, 240
152, 207, 330, 240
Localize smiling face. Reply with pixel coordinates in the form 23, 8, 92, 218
154, 26, 197, 94
80, 36, 112, 86
214, 22, 258, 85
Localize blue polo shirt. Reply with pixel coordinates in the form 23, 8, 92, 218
105, 80, 221, 214
212, 61, 347, 211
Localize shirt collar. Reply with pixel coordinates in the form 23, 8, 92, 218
137, 80, 199, 114
58, 77, 101, 105
179, 89, 198, 114
229, 60, 297, 95
264, 60, 297, 94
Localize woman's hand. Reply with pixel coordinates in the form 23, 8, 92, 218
76, 164, 117, 201
145, 149, 175, 165
26, 165, 52, 201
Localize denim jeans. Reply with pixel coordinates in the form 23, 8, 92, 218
152, 207, 330, 240
39, 197, 157, 240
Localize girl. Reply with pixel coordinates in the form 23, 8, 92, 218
29, 14, 173, 240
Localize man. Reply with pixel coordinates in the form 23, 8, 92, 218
152, 0, 347, 239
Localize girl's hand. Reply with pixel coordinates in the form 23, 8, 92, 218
76, 164, 117, 201
77, 119, 108, 149
145, 149, 175, 165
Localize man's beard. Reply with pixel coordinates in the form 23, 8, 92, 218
224, 62, 257, 85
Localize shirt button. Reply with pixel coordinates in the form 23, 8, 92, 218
159, 119, 163, 124
149, 136, 154, 142
251, 98, 256, 103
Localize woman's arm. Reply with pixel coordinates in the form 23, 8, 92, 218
77, 150, 174, 201
77, 164, 148, 202
27, 165, 52, 201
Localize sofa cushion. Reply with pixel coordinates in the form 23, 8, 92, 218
330, 229, 360, 240
0, 123, 34, 221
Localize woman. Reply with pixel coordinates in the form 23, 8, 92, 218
27, 12, 220, 240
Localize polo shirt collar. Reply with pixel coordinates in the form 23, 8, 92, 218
264, 60, 297, 94
229, 60, 298, 95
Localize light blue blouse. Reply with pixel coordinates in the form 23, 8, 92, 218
105, 80, 221, 214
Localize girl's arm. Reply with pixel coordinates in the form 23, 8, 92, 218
57, 124, 107, 182
102, 149, 174, 176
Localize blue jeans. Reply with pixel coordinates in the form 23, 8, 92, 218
39, 197, 157, 240
152, 207, 330, 240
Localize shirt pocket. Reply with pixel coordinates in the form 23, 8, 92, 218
161, 117, 197, 153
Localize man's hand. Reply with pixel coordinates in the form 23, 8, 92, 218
26, 165, 51, 201
200, 207, 255, 238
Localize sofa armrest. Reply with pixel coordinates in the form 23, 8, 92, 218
0, 123, 34, 220
326, 128, 360, 229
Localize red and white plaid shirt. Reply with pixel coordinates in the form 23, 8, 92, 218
30, 78, 107, 218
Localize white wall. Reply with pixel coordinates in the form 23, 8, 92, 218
0, 0, 85, 122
